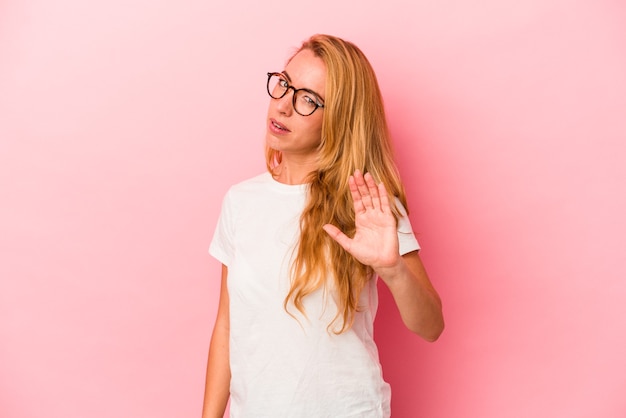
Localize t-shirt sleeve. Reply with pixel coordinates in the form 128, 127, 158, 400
209, 190, 235, 266
395, 198, 420, 255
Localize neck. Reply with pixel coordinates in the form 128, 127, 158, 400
272, 158, 317, 185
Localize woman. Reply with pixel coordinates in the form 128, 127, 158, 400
202, 34, 444, 418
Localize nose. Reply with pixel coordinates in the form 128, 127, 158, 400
275, 87, 295, 115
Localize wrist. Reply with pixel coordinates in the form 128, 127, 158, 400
374, 256, 407, 283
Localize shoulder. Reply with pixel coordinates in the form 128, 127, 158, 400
225, 172, 273, 198
230, 172, 272, 190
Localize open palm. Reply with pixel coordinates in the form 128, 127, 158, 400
323, 170, 400, 271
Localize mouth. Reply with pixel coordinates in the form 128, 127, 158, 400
270, 118, 290, 133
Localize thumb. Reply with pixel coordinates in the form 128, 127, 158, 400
322, 224, 352, 251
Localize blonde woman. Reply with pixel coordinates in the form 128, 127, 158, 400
202, 34, 444, 418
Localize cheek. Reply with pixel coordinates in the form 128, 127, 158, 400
310, 115, 324, 137
307, 121, 323, 145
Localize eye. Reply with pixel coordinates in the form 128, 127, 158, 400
278, 77, 289, 88
297, 93, 319, 110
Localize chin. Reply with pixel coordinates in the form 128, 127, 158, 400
265, 134, 282, 152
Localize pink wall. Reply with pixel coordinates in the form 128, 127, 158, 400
1, 1, 625, 417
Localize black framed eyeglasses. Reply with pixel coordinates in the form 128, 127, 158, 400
266, 72, 325, 116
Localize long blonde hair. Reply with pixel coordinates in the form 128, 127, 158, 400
266, 34, 408, 333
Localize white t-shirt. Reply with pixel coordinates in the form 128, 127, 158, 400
209, 172, 420, 418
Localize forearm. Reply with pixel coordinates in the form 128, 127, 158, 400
202, 266, 231, 418
376, 251, 444, 341
202, 322, 230, 418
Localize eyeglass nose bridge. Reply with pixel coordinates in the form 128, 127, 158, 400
274, 84, 300, 114
278, 84, 297, 101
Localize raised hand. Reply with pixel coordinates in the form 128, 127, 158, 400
323, 170, 445, 340
322, 170, 401, 272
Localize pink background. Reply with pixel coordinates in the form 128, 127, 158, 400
1, 0, 625, 417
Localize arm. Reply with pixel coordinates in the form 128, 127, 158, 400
202, 265, 231, 418
376, 250, 443, 341
322, 170, 444, 341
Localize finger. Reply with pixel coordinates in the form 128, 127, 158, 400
322, 224, 353, 252
354, 169, 374, 209
363, 172, 382, 210
348, 175, 367, 214
377, 180, 391, 213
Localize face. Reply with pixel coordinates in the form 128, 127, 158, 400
266, 49, 326, 161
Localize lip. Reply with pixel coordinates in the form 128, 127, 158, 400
269, 118, 291, 134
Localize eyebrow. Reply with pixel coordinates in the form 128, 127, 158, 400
282, 70, 324, 102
